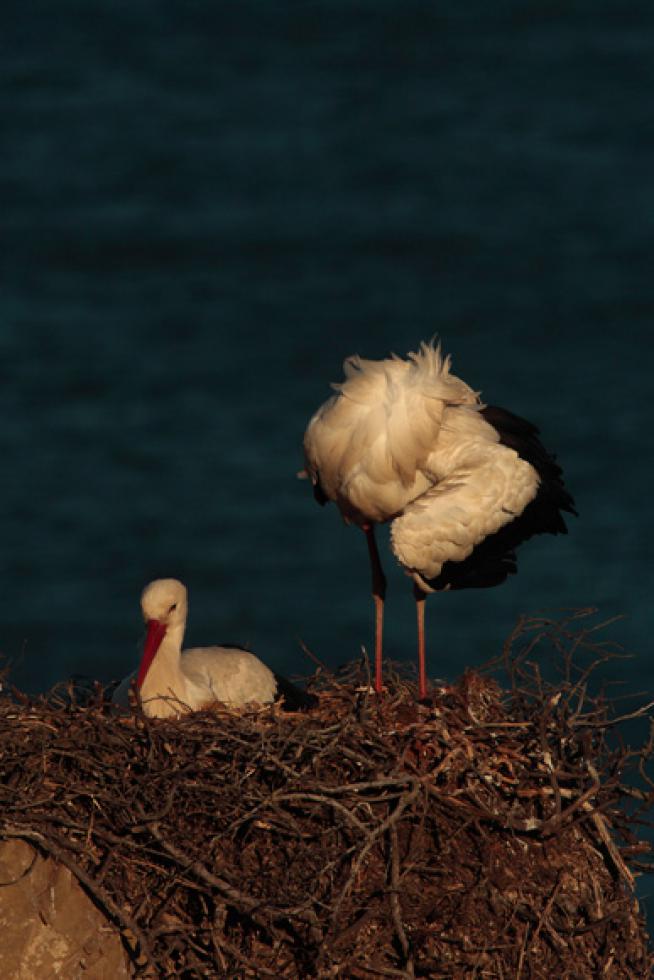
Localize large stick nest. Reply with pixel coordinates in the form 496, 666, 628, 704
1, 609, 654, 978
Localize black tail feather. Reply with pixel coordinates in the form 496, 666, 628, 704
274, 673, 318, 711
481, 405, 577, 517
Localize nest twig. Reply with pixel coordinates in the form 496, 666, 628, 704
1, 610, 653, 977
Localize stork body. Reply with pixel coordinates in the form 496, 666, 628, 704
124, 579, 279, 718
303, 342, 576, 699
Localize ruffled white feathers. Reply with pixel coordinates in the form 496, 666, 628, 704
303, 341, 539, 585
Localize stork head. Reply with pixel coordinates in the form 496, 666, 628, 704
137, 579, 188, 687
141, 578, 188, 627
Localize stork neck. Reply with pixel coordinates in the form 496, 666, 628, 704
139, 621, 187, 703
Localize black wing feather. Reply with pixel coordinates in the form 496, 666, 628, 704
424, 405, 577, 591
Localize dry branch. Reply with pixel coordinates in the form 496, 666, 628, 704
0, 610, 653, 977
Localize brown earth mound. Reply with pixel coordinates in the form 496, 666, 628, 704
0, 838, 130, 979
1, 609, 653, 978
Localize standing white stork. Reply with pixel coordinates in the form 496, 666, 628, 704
116, 578, 314, 718
303, 341, 576, 700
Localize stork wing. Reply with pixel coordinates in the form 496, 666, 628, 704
390, 448, 539, 588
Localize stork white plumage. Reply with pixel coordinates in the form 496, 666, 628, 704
121, 578, 279, 718
303, 342, 576, 700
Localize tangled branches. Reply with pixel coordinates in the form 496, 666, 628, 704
0, 609, 653, 977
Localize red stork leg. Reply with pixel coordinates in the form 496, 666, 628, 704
413, 582, 428, 700
363, 524, 387, 694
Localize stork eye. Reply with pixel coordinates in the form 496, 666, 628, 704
168, 602, 177, 613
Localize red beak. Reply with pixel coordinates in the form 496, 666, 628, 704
137, 619, 168, 688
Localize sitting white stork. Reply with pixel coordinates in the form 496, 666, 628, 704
303, 341, 577, 700
115, 578, 315, 718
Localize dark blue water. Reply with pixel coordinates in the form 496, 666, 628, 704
1, 2, 652, 711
